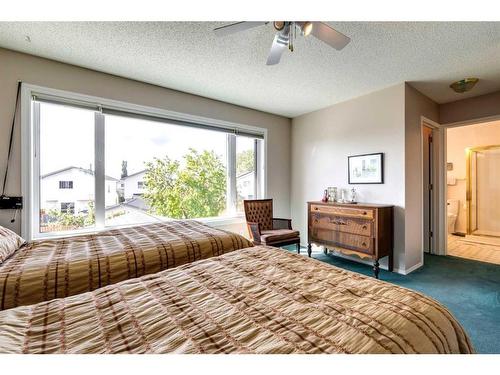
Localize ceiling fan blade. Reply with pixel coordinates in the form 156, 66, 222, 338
310, 22, 351, 50
214, 21, 268, 37
266, 33, 288, 65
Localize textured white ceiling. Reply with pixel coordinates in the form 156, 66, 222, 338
0, 22, 499, 117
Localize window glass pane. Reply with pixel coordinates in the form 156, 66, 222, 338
39, 102, 95, 234
104, 114, 228, 225
236, 136, 256, 212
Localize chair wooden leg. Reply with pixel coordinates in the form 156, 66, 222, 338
307, 244, 312, 257
296, 242, 300, 254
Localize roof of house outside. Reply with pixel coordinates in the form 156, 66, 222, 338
121, 170, 146, 179
236, 170, 254, 179
41, 166, 120, 181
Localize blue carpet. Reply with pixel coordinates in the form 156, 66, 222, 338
283, 246, 500, 353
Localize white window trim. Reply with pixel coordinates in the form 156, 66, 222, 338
21, 83, 267, 240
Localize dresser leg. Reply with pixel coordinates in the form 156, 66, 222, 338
373, 259, 380, 279
307, 244, 312, 257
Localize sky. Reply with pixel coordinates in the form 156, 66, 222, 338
39, 101, 253, 180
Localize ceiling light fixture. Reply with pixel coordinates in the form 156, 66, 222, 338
450, 78, 479, 93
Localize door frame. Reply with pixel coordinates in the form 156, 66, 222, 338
421, 117, 441, 255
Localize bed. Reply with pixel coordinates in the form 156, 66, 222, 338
0, 220, 252, 311
0, 245, 473, 354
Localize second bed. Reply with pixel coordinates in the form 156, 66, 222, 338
0, 220, 252, 310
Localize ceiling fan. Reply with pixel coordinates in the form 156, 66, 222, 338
213, 21, 351, 65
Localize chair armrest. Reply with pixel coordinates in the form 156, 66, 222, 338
272, 218, 292, 230
247, 222, 262, 244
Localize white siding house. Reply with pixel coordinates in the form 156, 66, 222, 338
236, 171, 256, 200
41, 167, 119, 214
122, 170, 146, 199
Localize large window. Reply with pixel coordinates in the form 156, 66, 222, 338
25, 87, 265, 239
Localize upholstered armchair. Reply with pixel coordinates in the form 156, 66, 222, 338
243, 199, 301, 253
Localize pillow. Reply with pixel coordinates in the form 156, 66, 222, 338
0, 226, 25, 264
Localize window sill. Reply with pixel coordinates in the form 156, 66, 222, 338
31, 215, 247, 241
197, 214, 246, 227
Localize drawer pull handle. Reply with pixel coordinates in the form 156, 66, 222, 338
314, 207, 318, 210
362, 225, 367, 230
362, 211, 367, 215
362, 242, 367, 247
330, 220, 346, 226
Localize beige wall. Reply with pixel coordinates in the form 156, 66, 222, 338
404, 84, 439, 270
446, 120, 500, 233
0, 48, 291, 234
439, 90, 500, 125
291, 84, 407, 272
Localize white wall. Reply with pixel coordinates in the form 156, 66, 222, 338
439, 90, 500, 125
446, 120, 500, 233
291, 84, 407, 272
0, 48, 291, 235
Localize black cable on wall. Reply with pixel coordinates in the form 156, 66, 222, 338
1, 81, 22, 197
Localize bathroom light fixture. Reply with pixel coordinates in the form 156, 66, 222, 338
450, 78, 479, 93
301, 22, 313, 36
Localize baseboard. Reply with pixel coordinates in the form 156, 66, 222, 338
400, 261, 423, 275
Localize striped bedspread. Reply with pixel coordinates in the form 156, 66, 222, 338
0, 220, 252, 311
0, 246, 473, 354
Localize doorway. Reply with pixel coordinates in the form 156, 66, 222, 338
445, 120, 500, 265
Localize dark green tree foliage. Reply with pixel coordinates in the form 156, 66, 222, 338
143, 149, 226, 219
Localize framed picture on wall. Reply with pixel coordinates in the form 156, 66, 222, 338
348, 153, 384, 184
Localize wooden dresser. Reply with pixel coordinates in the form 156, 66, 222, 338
307, 201, 394, 278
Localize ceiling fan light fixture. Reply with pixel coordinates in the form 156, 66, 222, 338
301, 22, 313, 36
450, 78, 479, 93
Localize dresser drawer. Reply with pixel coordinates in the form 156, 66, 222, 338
310, 204, 374, 219
311, 228, 374, 255
311, 215, 372, 237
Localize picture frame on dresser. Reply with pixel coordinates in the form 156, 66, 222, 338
348, 152, 384, 184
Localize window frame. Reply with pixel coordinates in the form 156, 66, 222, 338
59, 180, 74, 189
21, 83, 267, 240
60, 202, 75, 214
